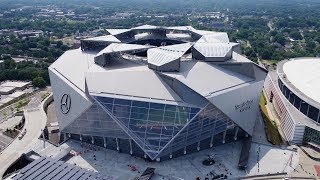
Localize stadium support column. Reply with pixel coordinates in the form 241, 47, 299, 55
222, 130, 227, 144
210, 135, 214, 147
63, 133, 67, 141
129, 139, 133, 155
116, 138, 119, 151
103, 137, 107, 148
234, 126, 239, 141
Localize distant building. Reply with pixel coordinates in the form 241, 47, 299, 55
264, 58, 320, 145
0, 86, 16, 95
15, 30, 43, 38
0, 91, 26, 107
0, 81, 31, 91
49, 25, 267, 161
0, 81, 31, 95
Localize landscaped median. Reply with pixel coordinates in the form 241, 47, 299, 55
259, 92, 282, 145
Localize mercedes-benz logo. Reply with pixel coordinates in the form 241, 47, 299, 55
60, 94, 71, 114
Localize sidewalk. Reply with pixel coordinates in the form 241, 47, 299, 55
0, 93, 51, 178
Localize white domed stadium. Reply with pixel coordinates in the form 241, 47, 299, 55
264, 57, 320, 146
49, 25, 267, 161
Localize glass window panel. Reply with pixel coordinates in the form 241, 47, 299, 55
150, 103, 165, 110
149, 109, 164, 116
164, 111, 176, 117
132, 101, 149, 108
160, 134, 172, 139
147, 140, 160, 147
202, 118, 210, 126
113, 104, 130, 112
131, 131, 146, 140
114, 98, 131, 106
165, 105, 176, 111
97, 96, 114, 104
117, 117, 129, 124
113, 110, 130, 118
191, 108, 200, 114
100, 103, 113, 111
284, 87, 290, 99
159, 140, 169, 147
148, 114, 163, 122
289, 93, 295, 104
293, 96, 301, 109
129, 123, 146, 133
130, 113, 148, 120
201, 129, 212, 137
278, 79, 283, 92
177, 106, 190, 113
308, 105, 319, 122
163, 117, 176, 124
129, 118, 147, 125
148, 130, 162, 136
300, 102, 308, 115
131, 106, 149, 114
189, 113, 198, 120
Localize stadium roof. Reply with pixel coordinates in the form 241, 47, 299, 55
147, 43, 193, 66
50, 48, 96, 92
163, 61, 254, 97
282, 58, 320, 104
197, 32, 230, 43
106, 28, 131, 35
193, 42, 237, 58
82, 35, 120, 43
86, 64, 188, 105
96, 43, 152, 57
50, 24, 265, 109
132, 24, 158, 30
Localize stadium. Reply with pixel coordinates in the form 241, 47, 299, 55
264, 58, 320, 146
49, 25, 267, 161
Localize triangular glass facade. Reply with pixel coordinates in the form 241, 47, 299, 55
156, 103, 234, 158
94, 96, 200, 159
63, 102, 129, 139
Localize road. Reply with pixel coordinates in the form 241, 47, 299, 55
0, 94, 50, 178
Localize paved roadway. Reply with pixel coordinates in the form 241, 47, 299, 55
0, 94, 50, 178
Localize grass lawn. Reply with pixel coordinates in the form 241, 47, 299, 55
259, 93, 282, 145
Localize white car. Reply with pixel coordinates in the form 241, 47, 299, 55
18, 129, 27, 140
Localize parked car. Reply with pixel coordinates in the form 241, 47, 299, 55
18, 129, 27, 140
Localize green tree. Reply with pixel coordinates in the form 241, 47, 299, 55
4, 59, 16, 69
32, 76, 46, 88
290, 31, 303, 40
261, 49, 273, 59
274, 34, 286, 46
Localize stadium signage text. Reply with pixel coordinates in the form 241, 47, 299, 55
235, 100, 253, 112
